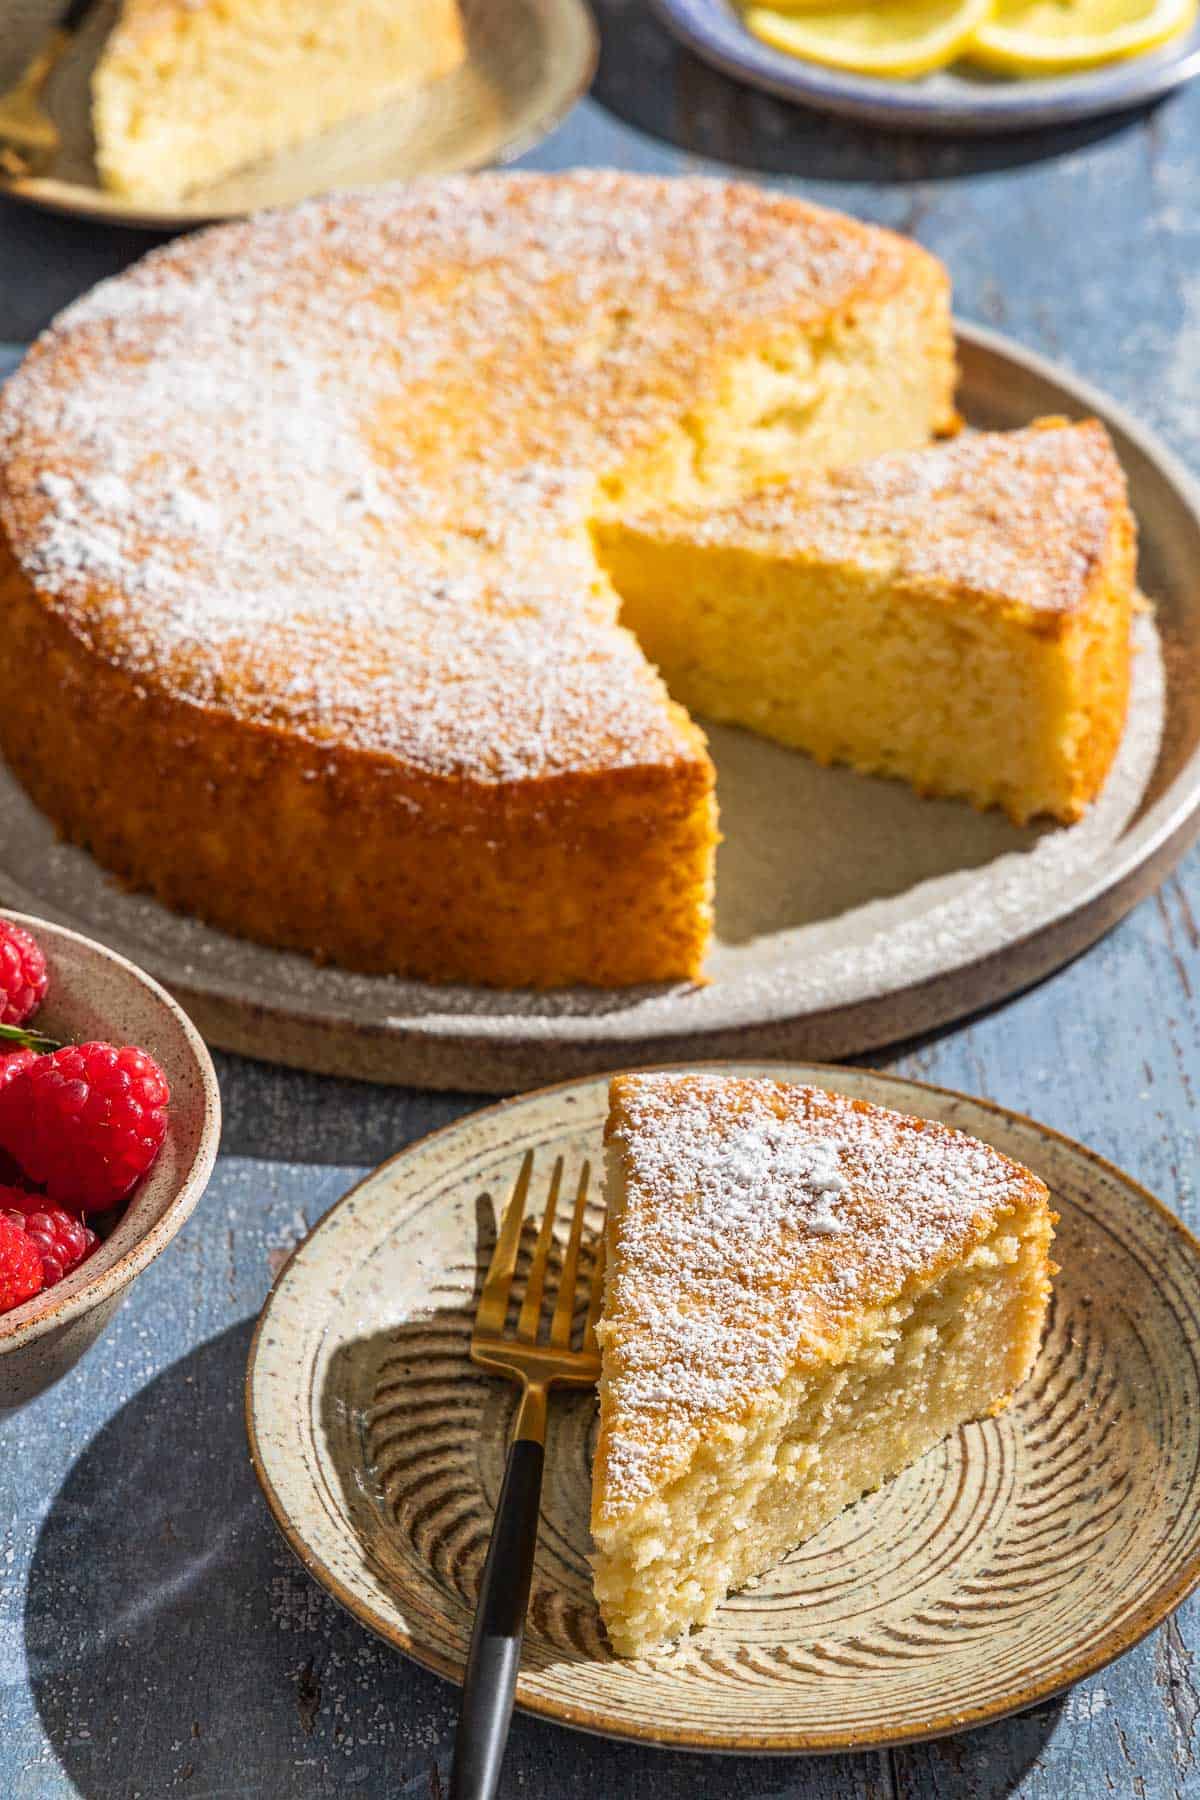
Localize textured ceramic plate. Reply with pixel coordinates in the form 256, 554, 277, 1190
0, 0, 597, 227
651, 0, 1200, 132
246, 1063, 1200, 1753
0, 323, 1197, 1089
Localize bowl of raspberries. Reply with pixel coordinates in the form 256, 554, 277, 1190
0, 912, 220, 1407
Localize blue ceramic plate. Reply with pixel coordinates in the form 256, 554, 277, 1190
652, 0, 1200, 131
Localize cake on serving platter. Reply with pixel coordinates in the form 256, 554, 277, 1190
0, 173, 960, 987
592, 1071, 1056, 1656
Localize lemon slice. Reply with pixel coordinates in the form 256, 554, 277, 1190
745, 0, 994, 77
968, 0, 1195, 70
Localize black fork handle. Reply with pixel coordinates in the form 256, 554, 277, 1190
449, 1437, 545, 1800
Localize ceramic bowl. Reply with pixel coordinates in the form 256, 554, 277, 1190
0, 913, 220, 1408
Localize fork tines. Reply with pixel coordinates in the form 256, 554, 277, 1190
475, 1150, 604, 1356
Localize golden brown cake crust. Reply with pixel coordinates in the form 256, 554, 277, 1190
594, 1072, 1054, 1528
0, 544, 717, 986
0, 173, 952, 984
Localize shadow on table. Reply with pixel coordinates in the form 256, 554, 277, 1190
589, 0, 1160, 182
23, 1318, 458, 1799
22, 1311, 1066, 1797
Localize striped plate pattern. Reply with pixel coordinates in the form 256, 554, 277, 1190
246, 1065, 1200, 1753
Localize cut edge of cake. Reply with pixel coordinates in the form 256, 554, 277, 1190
593, 417, 1137, 826
590, 1071, 1056, 1658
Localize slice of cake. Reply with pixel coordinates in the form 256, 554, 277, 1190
594, 419, 1136, 825
92, 0, 465, 203
591, 1072, 1055, 1657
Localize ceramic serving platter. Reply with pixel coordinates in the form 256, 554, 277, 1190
245, 1063, 1200, 1753
0, 323, 1197, 1089
651, 0, 1200, 133
0, 0, 598, 228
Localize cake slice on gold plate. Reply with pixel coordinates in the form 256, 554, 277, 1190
591, 1072, 1055, 1658
595, 418, 1136, 826
92, 0, 465, 203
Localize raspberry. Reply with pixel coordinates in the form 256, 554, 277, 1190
0, 1042, 171, 1211
0, 921, 48, 1026
0, 1048, 37, 1091
0, 1189, 97, 1288
0, 1213, 43, 1313
0, 1061, 35, 1188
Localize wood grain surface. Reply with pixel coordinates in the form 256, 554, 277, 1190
3, 2, 1200, 1792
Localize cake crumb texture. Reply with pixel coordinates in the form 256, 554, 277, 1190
592, 1073, 1055, 1655
595, 419, 1136, 826
93, 0, 466, 202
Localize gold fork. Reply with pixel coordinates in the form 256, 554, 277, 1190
0, 0, 94, 181
449, 1149, 604, 1800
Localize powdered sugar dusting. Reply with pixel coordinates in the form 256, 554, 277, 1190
641, 1112, 851, 1244
597, 1073, 1041, 1516
625, 419, 1130, 617
0, 173, 908, 782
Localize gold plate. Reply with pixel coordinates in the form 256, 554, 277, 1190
0, 0, 598, 228
245, 1065, 1200, 1753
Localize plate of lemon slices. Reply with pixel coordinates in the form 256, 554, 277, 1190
652, 0, 1200, 129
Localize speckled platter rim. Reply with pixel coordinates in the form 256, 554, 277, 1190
245, 1062, 1200, 1754
651, 0, 1200, 132
0, 911, 221, 1355
2, 321, 1199, 1091
0, 0, 598, 229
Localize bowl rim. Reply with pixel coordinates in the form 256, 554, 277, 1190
0, 909, 221, 1352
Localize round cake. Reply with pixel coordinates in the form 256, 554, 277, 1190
0, 173, 955, 986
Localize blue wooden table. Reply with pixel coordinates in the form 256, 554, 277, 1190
4, 5, 1200, 1793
